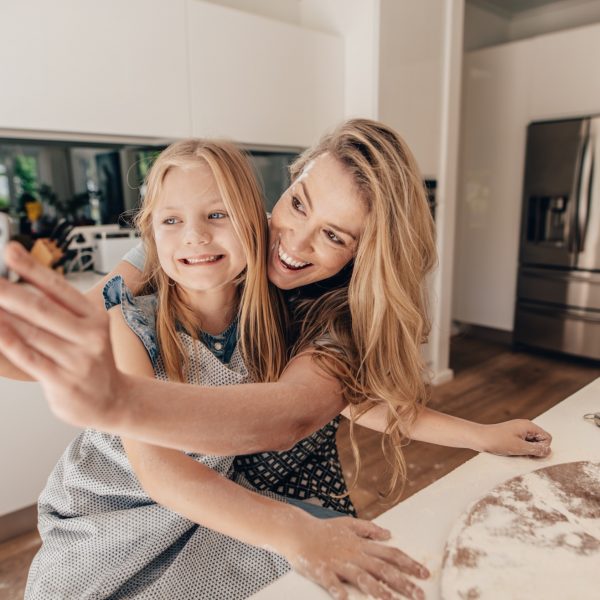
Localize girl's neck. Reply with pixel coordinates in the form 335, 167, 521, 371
178, 284, 238, 335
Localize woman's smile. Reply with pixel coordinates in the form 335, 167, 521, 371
267, 153, 366, 290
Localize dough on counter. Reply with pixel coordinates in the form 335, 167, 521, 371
441, 461, 600, 600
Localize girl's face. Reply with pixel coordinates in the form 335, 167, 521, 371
152, 165, 246, 295
268, 153, 368, 290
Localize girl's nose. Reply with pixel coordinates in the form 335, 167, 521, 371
183, 224, 211, 245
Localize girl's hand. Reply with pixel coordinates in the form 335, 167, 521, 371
476, 419, 552, 457
282, 514, 429, 600
0, 242, 122, 428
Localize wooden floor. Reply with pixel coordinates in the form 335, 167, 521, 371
1, 335, 599, 599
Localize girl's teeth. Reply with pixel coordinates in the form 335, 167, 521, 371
184, 256, 221, 264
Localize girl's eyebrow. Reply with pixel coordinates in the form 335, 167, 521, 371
298, 181, 357, 241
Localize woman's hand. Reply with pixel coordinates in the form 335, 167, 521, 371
476, 419, 552, 457
0, 242, 122, 428
281, 514, 429, 600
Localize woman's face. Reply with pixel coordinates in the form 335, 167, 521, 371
268, 153, 368, 290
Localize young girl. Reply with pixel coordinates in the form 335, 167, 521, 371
24, 140, 420, 600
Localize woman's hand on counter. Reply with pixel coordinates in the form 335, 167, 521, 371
475, 419, 552, 457
281, 513, 429, 600
0, 242, 122, 428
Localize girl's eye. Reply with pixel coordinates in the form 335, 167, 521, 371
325, 229, 344, 245
163, 217, 179, 225
208, 212, 227, 219
291, 195, 305, 214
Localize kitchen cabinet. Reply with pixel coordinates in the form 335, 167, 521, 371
186, 1, 344, 147
0, 0, 190, 139
454, 22, 600, 332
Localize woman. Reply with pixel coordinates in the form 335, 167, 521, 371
0, 119, 550, 598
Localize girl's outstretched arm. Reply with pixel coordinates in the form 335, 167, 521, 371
342, 404, 552, 457
0, 259, 142, 381
108, 288, 429, 600
0, 242, 344, 454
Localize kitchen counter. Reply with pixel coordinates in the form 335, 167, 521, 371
253, 377, 600, 599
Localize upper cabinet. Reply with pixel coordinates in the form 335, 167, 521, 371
0, 0, 191, 138
529, 23, 600, 120
0, 0, 344, 147
186, 1, 344, 147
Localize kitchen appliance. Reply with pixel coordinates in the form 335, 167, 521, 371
514, 116, 600, 360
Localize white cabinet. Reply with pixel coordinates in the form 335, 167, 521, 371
186, 1, 344, 147
0, 379, 80, 516
0, 0, 190, 138
529, 23, 600, 120
454, 23, 600, 331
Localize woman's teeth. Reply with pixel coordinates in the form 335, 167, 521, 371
181, 255, 223, 265
278, 246, 310, 270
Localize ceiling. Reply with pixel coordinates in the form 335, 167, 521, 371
467, 0, 575, 17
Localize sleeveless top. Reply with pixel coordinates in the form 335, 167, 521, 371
25, 277, 290, 600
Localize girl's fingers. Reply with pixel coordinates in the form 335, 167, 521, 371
348, 518, 391, 541
316, 570, 347, 600
3, 242, 91, 318
360, 556, 425, 599
0, 277, 96, 345
525, 423, 552, 444
521, 440, 552, 457
0, 309, 75, 370
0, 315, 63, 383
365, 540, 430, 580
337, 565, 395, 600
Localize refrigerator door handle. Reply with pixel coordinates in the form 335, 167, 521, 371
568, 119, 591, 254
577, 125, 595, 253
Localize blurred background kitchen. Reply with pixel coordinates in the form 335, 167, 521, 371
1, 1, 600, 596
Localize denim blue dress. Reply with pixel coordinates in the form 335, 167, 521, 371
25, 277, 290, 600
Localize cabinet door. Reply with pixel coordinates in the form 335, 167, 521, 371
0, 0, 190, 138
186, 0, 344, 147
529, 23, 600, 120
453, 42, 530, 331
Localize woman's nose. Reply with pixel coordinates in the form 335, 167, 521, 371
285, 229, 313, 255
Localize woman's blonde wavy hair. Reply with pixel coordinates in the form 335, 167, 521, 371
135, 139, 287, 384
290, 119, 437, 502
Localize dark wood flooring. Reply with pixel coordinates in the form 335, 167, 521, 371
1, 335, 598, 599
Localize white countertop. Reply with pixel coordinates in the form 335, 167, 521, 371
253, 377, 600, 599
64, 271, 105, 293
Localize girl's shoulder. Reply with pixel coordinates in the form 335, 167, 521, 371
102, 275, 160, 365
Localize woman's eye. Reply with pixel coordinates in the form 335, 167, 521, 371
291, 195, 305, 214
325, 229, 344, 245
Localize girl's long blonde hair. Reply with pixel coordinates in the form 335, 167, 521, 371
291, 119, 437, 501
135, 139, 287, 384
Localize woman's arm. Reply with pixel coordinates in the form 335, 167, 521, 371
109, 297, 428, 600
342, 404, 552, 457
0, 242, 344, 454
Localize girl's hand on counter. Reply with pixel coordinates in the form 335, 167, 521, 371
477, 419, 552, 457
0, 242, 121, 428
282, 514, 429, 600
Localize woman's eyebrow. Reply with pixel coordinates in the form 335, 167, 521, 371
299, 181, 357, 241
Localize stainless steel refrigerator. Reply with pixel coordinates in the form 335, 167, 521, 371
514, 116, 600, 360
